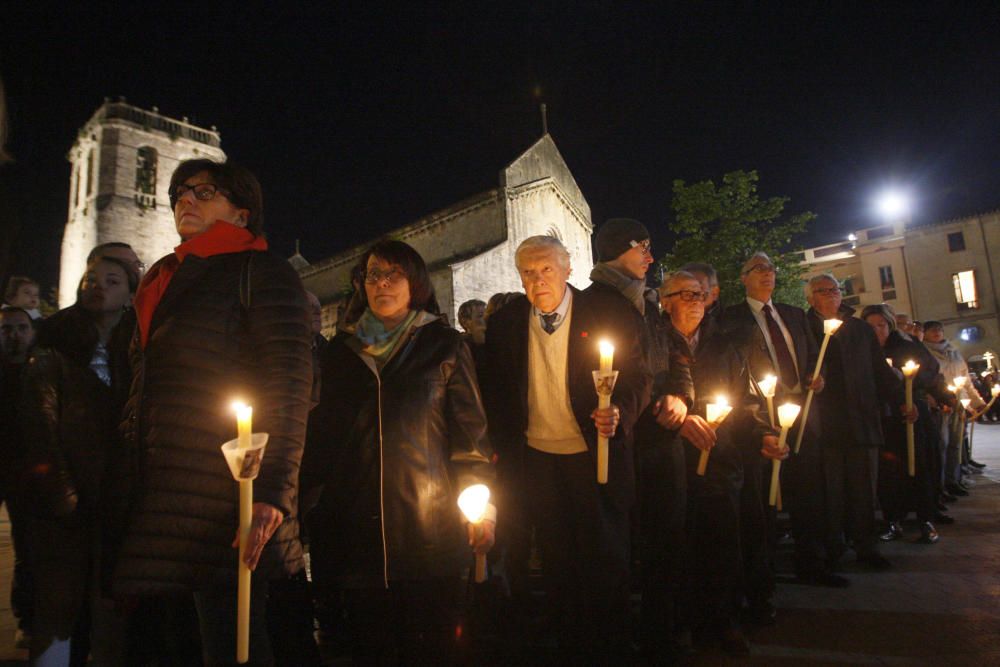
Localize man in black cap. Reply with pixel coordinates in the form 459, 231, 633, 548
586, 219, 694, 660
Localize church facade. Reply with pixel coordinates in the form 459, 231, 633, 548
298, 134, 594, 332
59, 99, 225, 305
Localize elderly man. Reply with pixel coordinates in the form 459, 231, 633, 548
805, 274, 903, 570
679, 262, 722, 321
483, 235, 650, 660
587, 219, 693, 659
722, 252, 842, 594
659, 271, 779, 655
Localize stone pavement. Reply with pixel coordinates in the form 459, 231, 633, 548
2, 424, 1000, 665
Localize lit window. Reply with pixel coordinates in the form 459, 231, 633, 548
879, 265, 895, 289
952, 270, 979, 310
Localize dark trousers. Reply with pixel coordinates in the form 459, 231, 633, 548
523, 447, 631, 659
341, 578, 463, 666
194, 582, 274, 667
685, 488, 743, 632
822, 445, 879, 560
785, 428, 830, 575
638, 434, 687, 652
739, 455, 774, 607
0, 490, 31, 631
879, 407, 937, 524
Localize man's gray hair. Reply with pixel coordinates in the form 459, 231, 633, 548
740, 251, 773, 275
804, 272, 840, 298
661, 270, 701, 294
515, 235, 571, 270
679, 262, 718, 286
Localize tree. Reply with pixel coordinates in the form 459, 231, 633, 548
661, 170, 815, 308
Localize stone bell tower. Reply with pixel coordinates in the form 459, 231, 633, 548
59, 98, 226, 306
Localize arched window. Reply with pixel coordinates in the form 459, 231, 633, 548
135, 146, 157, 209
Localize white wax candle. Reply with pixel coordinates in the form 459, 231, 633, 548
458, 485, 491, 583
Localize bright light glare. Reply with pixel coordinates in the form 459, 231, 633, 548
458, 484, 491, 523
875, 189, 911, 220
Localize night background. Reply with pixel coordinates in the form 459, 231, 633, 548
2, 4, 999, 293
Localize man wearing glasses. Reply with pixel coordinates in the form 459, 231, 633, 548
586, 219, 693, 660
805, 273, 902, 571
658, 270, 780, 655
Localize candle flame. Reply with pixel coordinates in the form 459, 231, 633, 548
886, 358, 893, 367
777, 402, 801, 428
960, 398, 971, 409
992, 384, 1000, 397
758, 374, 778, 398
947, 385, 957, 393
458, 484, 491, 524
823, 318, 844, 335
231, 400, 252, 419
599, 340, 614, 356
901, 360, 920, 377
953, 376, 967, 388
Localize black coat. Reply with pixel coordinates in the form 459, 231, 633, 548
113, 251, 313, 595
482, 285, 652, 511
302, 315, 494, 587
808, 306, 903, 448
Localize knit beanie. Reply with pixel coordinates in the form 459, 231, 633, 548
595, 218, 650, 262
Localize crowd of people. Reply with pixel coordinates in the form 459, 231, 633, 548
0, 159, 995, 666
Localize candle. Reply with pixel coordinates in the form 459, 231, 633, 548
758, 374, 777, 429
947, 384, 957, 394
231, 401, 253, 664
886, 358, 893, 367
793, 319, 842, 453
697, 395, 733, 476
458, 484, 491, 583
769, 402, 800, 506
960, 398, 971, 411
595, 340, 616, 484
993, 385, 1000, 397
954, 376, 967, 389
901, 361, 920, 477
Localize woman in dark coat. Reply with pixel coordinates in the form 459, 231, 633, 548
303, 240, 495, 665
110, 159, 314, 666
862, 304, 949, 545
20, 256, 137, 665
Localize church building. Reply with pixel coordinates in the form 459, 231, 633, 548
59, 99, 225, 305
298, 134, 594, 333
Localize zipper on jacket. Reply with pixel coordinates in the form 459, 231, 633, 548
375, 371, 389, 589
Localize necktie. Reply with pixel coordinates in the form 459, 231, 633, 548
763, 304, 798, 390
541, 313, 558, 334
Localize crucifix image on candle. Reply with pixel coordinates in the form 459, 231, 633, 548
458, 484, 491, 583
758, 374, 777, 429
220, 401, 269, 664
769, 402, 800, 507
793, 318, 842, 453
592, 339, 619, 485
901, 360, 920, 477
696, 394, 733, 476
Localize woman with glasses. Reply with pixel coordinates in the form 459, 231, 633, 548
302, 239, 495, 665
108, 159, 315, 666
20, 256, 137, 665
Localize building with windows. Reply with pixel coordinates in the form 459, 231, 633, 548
297, 133, 593, 333
59, 99, 225, 305
801, 209, 1000, 364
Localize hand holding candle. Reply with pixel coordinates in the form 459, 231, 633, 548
697, 395, 733, 476
593, 340, 618, 485
458, 484, 491, 583
901, 360, 920, 477
769, 402, 801, 506
793, 319, 841, 453
758, 374, 777, 428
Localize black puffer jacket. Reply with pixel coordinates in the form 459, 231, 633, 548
112, 251, 313, 595
302, 314, 494, 588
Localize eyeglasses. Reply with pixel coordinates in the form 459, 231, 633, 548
663, 289, 707, 302
364, 268, 407, 285
742, 263, 777, 276
169, 182, 231, 208
629, 239, 652, 256
813, 287, 842, 296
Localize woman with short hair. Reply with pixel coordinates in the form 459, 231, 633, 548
303, 239, 495, 665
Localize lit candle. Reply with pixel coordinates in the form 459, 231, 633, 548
993, 384, 1000, 398
793, 319, 842, 453
595, 340, 616, 484
458, 484, 491, 583
697, 395, 733, 476
954, 376, 967, 389
901, 361, 920, 477
231, 401, 253, 664
758, 374, 777, 429
886, 358, 893, 367
769, 402, 800, 506
947, 385, 957, 394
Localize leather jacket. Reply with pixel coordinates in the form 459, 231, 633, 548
303, 313, 494, 588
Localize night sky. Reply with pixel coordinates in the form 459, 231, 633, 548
2, 4, 999, 292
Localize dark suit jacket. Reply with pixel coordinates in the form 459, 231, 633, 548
721, 299, 820, 439
482, 284, 651, 510
807, 306, 902, 448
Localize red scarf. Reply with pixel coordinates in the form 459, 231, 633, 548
134, 221, 269, 348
